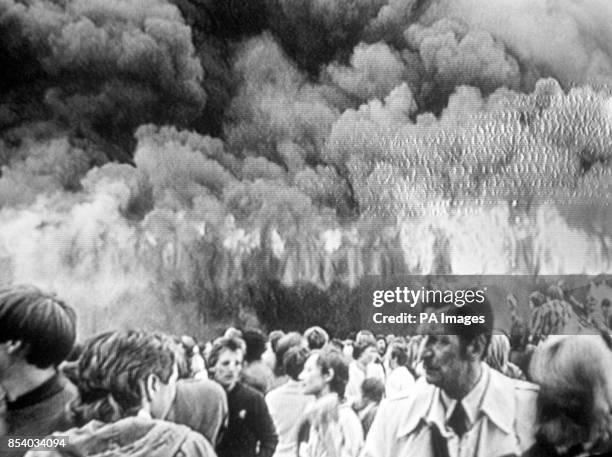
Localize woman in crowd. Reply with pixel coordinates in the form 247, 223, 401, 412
298, 345, 363, 457
485, 334, 526, 380
528, 333, 612, 456
27, 330, 216, 457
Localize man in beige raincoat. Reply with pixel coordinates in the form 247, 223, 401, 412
362, 294, 539, 457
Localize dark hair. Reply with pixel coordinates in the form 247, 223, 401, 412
269, 330, 285, 353
389, 343, 408, 366
304, 326, 329, 350
314, 345, 349, 398
71, 330, 175, 425
361, 377, 385, 403
283, 346, 309, 381
208, 337, 245, 368
242, 329, 267, 363
353, 340, 376, 361
440, 291, 494, 357
274, 332, 303, 376
0, 285, 76, 368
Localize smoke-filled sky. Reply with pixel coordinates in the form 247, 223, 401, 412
2, 0, 612, 335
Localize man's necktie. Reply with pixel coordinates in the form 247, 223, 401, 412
448, 401, 468, 437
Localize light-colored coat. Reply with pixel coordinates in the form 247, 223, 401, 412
362, 364, 538, 457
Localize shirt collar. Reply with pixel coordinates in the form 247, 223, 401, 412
439, 362, 489, 427
397, 363, 516, 438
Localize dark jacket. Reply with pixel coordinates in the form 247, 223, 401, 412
1, 373, 77, 457
216, 382, 278, 457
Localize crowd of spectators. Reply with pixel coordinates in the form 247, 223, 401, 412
1, 283, 611, 456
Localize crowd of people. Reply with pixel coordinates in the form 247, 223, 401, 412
1, 283, 612, 457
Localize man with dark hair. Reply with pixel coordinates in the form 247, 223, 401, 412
363, 295, 539, 457
241, 329, 275, 394
270, 332, 304, 390
0, 285, 78, 455
304, 326, 329, 350
265, 346, 313, 457
209, 337, 278, 457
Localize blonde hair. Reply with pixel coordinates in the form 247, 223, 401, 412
529, 334, 612, 450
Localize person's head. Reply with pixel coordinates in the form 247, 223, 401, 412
419, 294, 493, 398
342, 340, 354, 360
529, 291, 547, 309
530, 334, 612, 455
268, 330, 286, 354
376, 335, 387, 356
387, 342, 408, 370
70, 330, 178, 425
547, 285, 564, 301
304, 326, 329, 350
485, 334, 511, 372
274, 331, 303, 376
0, 285, 76, 378
361, 377, 385, 405
179, 335, 205, 376
208, 337, 245, 391
355, 330, 375, 344
300, 345, 349, 398
242, 328, 267, 364
602, 299, 612, 319
283, 346, 309, 381
353, 339, 378, 366
224, 327, 243, 339
587, 294, 599, 316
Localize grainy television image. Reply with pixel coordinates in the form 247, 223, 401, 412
1, 0, 612, 456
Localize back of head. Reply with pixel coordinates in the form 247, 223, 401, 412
283, 346, 309, 382
353, 339, 376, 361
315, 345, 350, 398
530, 334, 612, 451
389, 342, 408, 367
269, 330, 285, 353
242, 329, 267, 363
304, 326, 329, 350
361, 377, 385, 404
274, 332, 303, 375
71, 330, 176, 425
0, 285, 76, 368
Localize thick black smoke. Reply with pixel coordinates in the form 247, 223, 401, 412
1, 0, 612, 336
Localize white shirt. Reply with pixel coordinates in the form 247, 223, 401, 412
266, 380, 314, 457
439, 365, 488, 431
385, 366, 415, 399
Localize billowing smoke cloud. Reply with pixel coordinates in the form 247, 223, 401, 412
0, 0, 205, 160
1, 0, 612, 336
429, 0, 612, 89
405, 18, 521, 97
